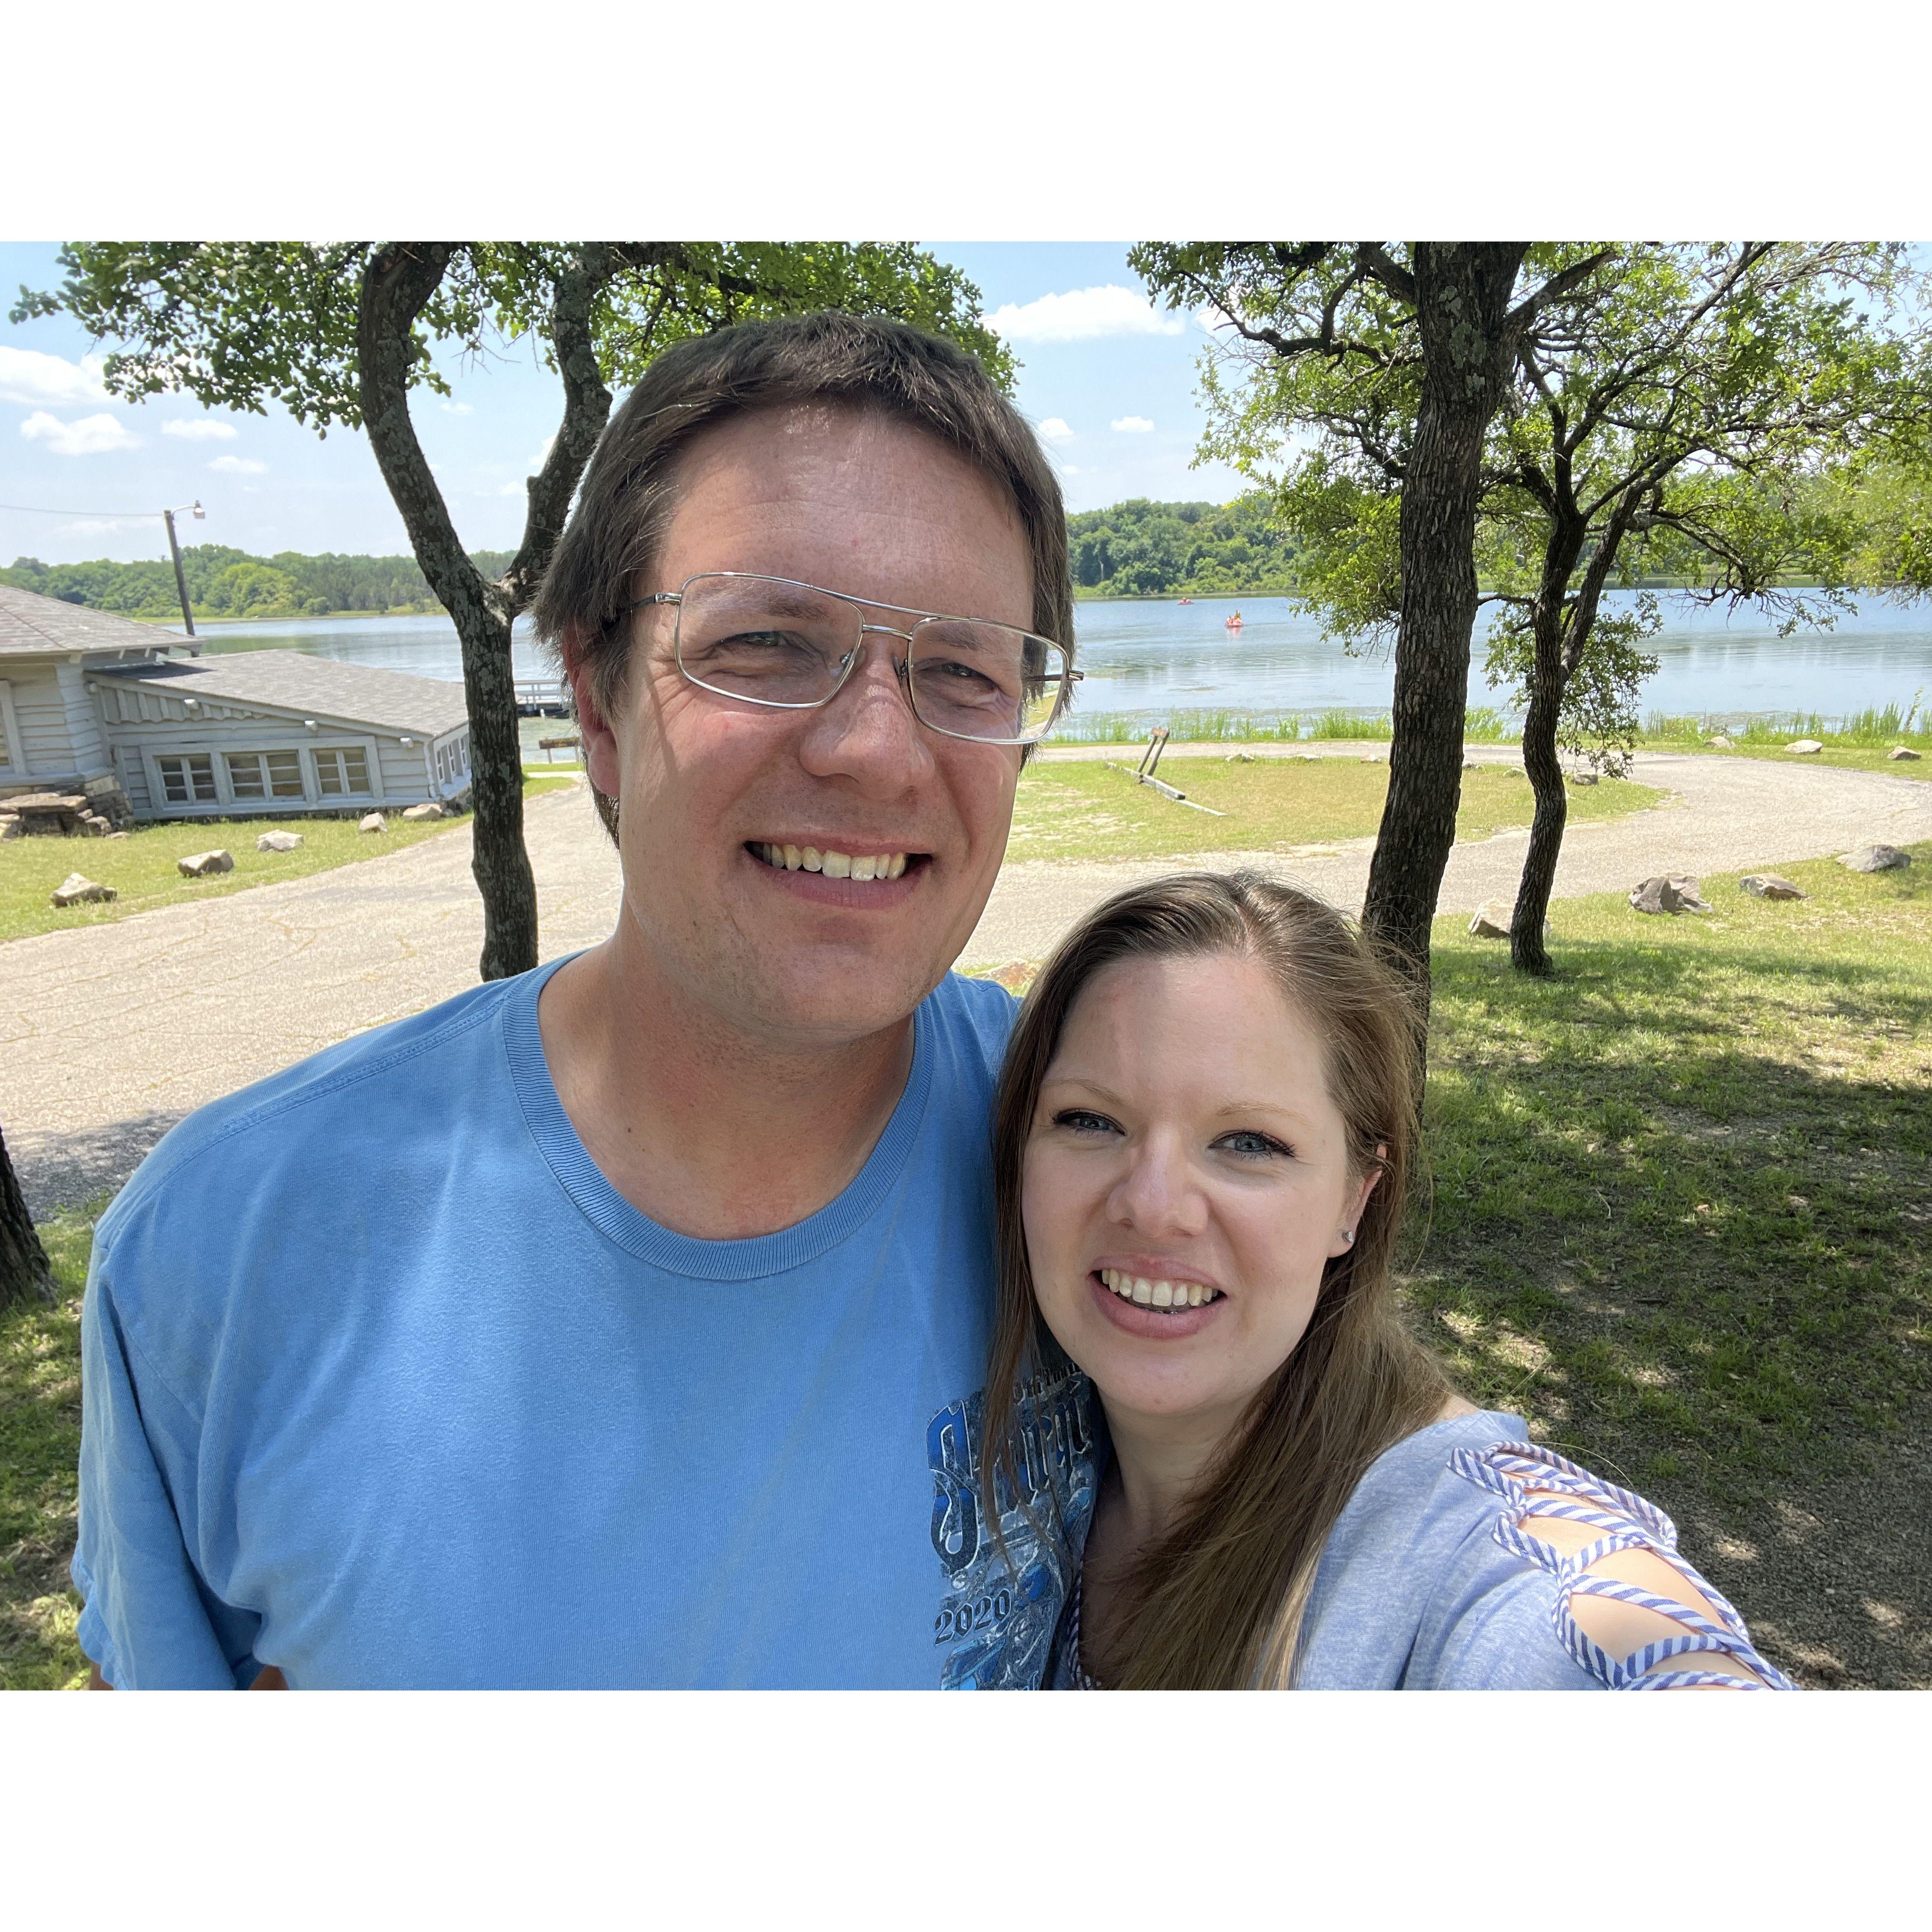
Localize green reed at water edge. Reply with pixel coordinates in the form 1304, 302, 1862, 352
1053, 706, 1520, 746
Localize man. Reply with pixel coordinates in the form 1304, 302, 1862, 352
74, 313, 1098, 1689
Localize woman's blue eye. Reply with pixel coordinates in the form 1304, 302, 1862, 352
1053, 1109, 1119, 1136
1214, 1130, 1291, 1159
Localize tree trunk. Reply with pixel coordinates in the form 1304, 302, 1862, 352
1361, 243, 1528, 1035
357, 244, 538, 980
1512, 621, 1568, 977
0, 1123, 54, 1312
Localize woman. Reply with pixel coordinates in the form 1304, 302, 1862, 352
979, 872, 1789, 1690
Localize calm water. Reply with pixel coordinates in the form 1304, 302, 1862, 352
196, 589, 1932, 732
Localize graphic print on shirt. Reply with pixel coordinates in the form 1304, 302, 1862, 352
928, 1366, 1100, 1689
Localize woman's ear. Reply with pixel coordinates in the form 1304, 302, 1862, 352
1331, 1150, 1386, 1255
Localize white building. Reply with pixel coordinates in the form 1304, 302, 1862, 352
0, 584, 472, 822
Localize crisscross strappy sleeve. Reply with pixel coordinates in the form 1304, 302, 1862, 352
1448, 1442, 1794, 1691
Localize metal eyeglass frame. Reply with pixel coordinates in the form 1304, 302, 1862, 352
619, 571, 1081, 748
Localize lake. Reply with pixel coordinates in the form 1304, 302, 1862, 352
195, 589, 1932, 736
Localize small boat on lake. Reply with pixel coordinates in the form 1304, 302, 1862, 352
1177, 597, 1194, 605
1224, 610, 1244, 631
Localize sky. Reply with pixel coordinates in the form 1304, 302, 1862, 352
0, 242, 1249, 569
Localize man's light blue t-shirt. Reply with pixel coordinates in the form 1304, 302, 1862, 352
74, 959, 1099, 1690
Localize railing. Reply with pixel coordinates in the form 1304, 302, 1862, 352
514, 679, 570, 717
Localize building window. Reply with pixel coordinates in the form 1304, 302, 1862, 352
314, 747, 370, 796
226, 750, 306, 800
157, 753, 218, 805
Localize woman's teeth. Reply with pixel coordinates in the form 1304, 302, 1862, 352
1099, 1268, 1221, 1311
754, 843, 908, 881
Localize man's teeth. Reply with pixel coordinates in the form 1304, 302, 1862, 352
1099, 1268, 1221, 1311
755, 844, 908, 880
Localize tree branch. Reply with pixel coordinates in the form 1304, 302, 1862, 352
501, 243, 617, 614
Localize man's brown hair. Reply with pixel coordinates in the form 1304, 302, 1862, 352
534, 311, 1073, 833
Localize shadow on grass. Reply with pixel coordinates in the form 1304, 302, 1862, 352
1410, 932, 1932, 1686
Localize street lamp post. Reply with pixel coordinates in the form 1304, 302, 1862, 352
162, 500, 205, 644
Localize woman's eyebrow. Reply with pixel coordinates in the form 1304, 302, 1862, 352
1210, 1100, 1316, 1127
1039, 1073, 1129, 1107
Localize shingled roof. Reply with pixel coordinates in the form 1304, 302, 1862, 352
95, 650, 472, 738
0, 583, 186, 658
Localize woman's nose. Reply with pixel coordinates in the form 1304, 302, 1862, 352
1107, 1136, 1206, 1235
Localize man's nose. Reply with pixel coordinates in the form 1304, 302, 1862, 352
795, 634, 936, 790
1107, 1133, 1207, 1236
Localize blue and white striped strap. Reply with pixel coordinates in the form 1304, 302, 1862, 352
1449, 1440, 1796, 1692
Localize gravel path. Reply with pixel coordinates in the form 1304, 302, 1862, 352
6, 751, 1928, 1214
960, 745, 1932, 964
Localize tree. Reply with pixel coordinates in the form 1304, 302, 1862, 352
14, 245, 1011, 979
1176, 242, 1931, 979
1133, 243, 1609, 1026
1479, 244, 1927, 971
0, 1123, 54, 1313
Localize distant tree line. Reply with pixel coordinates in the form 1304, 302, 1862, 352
1067, 495, 1301, 597
0, 545, 517, 621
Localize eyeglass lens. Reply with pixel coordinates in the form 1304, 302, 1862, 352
672, 575, 1068, 743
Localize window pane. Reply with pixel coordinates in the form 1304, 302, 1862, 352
315, 750, 343, 796
266, 750, 305, 798
158, 757, 187, 804
227, 753, 266, 800
343, 748, 369, 792
188, 754, 218, 802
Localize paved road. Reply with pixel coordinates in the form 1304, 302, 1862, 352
6, 750, 1928, 1213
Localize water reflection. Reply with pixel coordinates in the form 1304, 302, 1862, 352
196, 589, 1932, 728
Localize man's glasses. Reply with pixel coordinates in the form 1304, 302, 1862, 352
622, 573, 1078, 747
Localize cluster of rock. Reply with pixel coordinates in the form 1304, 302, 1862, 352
1, 779, 133, 840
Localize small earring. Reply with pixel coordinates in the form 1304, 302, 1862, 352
1342, 1228, 1356, 1246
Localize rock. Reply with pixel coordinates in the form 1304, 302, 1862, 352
1785, 739, 1825, 755
1890, 746, 1923, 761
1469, 899, 1551, 940
1837, 844, 1911, 873
358, 812, 387, 834
1462, 760, 1482, 772
78, 811, 111, 836
1223, 751, 1256, 764
401, 801, 448, 820
51, 872, 115, 908
1706, 735, 1734, 748
6, 791, 91, 835
1739, 873, 1807, 900
1569, 772, 1599, 786
1630, 874, 1712, 916
177, 849, 234, 878
256, 830, 304, 853
0, 813, 21, 841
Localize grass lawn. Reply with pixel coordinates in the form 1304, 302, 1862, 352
0, 1208, 95, 1689
0, 774, 579, 946
1006, 756, 1662, 864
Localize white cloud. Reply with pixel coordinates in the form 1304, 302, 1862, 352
442, 401, 474, 415
1111, 415, 1155, 434
497, 479, 527, 496
18, 410, 141, 456
989, 285, 1185, 344
161, 417, 239, 442
1035, 417, 1076, 443
0, 346, 109, 407
207, 454, 267, 475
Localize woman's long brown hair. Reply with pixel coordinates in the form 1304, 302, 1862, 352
978, 872, 1454, 1690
